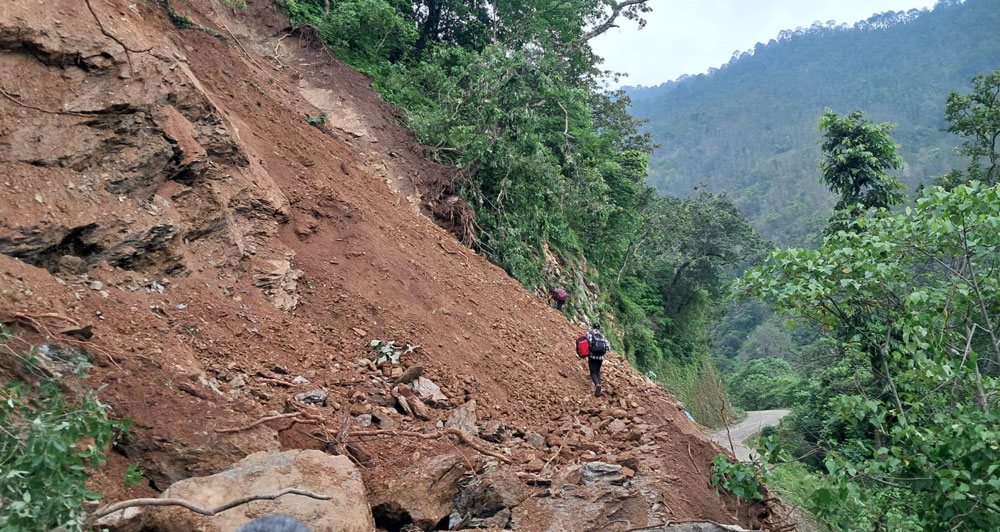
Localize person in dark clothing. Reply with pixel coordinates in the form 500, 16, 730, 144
548, 287, 569, 310
586, 322, 609, 397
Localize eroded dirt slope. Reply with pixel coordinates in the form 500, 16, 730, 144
0, 1, 774, 529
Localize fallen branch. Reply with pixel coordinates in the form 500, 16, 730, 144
350, 428, 511, 464
0, 88, 95, 117
214, 412, 307, 433
88, 487, 331, 522
687, 442, 701, 475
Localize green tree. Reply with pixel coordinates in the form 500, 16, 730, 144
944, 68, 1000, 186
736, 182, 1000, 531
818, 109, 905, 214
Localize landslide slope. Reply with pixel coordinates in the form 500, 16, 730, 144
0, 1, 767, 529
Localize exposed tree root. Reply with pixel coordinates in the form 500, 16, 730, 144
88, 487, 331, 523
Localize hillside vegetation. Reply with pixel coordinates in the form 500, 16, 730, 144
725, 69, 1000, 531
281, 0, 765, 423
626, 0, 1000, 245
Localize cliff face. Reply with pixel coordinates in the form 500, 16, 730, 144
0, 1, 769, 529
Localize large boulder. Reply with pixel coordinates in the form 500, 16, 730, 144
139, 450, 373, 532
370, 452, 466, 531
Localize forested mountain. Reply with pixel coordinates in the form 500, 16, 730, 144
625, 0, 1000, 245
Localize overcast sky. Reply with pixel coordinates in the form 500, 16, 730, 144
591, 0, 937, 87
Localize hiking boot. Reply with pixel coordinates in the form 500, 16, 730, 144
595, 385, 602, 397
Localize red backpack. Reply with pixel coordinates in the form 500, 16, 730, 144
575, 335, 590, 358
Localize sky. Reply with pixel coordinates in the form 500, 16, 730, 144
591, 0, 937, 87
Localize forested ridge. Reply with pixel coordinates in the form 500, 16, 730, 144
281, 0, 765, 423
626, 0, 1000, 245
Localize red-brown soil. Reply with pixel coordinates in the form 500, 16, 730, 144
0, 1, 775, 529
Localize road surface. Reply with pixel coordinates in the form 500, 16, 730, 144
709, 409, 790, 462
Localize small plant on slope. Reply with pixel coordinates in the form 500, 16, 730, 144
0, 328, 130, 532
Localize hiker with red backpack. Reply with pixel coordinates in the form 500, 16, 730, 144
576, 322, 609, 397
548, 287, 569, 310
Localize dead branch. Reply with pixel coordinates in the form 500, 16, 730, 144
576, 0, 650, 45
0, 87, 96, 117
686, 442, 701, 475
88, 487, 331, 522
215, 412, 309, 433
350, 428, 512, 463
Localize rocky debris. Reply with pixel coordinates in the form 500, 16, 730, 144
579, 462, 625, 486
478, 421, 506, 443
253, 258, 302, 311
139, 450, 373, 531
398, 384, 431, 420
446, 400, 478, 436
295, 388, 328, 406
397, 363, 424, 384
615, 451, 640, 472
410, 376, 449, 406
448, 466, 528, 529
524, 430, 546, 450
371, 452, 466, 531
608, 418, 628, 434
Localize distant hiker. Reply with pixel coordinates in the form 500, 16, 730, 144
548, 287, 569, 310
586, 322, 609, 397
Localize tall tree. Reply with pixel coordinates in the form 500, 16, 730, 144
944, 69, 1000, 186
818, 109, 905, 214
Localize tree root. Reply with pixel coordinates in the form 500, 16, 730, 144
88, 487, 331, 523
349, 428, 512, 464
214, 412, 315, 433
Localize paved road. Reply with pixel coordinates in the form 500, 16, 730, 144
709, 409, 790, 462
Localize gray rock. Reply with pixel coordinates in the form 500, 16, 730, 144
524, 431, 546, 449
446, 400, 478, 435
448, 467, 526, 529
295, 388, 328, 406
579, 462, 624, 486
411, 376, 448, 406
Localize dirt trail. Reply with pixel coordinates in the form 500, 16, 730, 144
710, 410, 791, 462
0, 1, 779, 529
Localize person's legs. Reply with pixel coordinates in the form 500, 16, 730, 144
556, 299, 565, 310
589, 358, 603, 396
